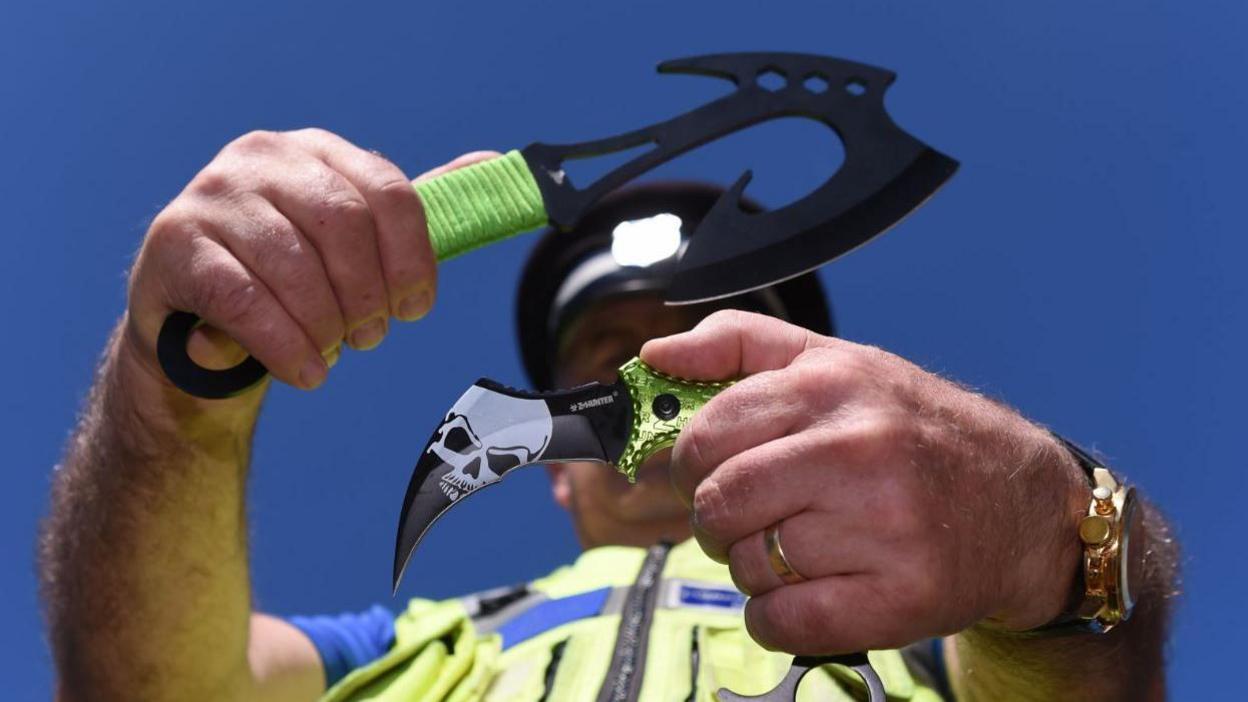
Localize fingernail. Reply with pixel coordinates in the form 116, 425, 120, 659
300, 356, 328, 389
397, 290, 432, 321
322, 344, 341, 368
348, 317, 387, 350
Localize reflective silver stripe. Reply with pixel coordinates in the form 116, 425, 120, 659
461, 585, 548, 636
595, 585, 629, 616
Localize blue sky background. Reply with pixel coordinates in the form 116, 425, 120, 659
2, 0, 1244, 697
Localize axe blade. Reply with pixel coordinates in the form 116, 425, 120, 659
665, 146, 958, 304
648, 52, 959, 304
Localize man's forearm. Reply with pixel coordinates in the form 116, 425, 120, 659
39, 321, 264, 701
949, 499, 1179, 701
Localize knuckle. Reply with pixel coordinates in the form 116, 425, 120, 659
702, 386, 744, 425
749, 595, 805, 650
728, 559, 761, 597
788, 362, 834, 406
700, 308, 753, 332
375, 174, 420, 212
293, 126, 335, 143
797, 344, 850, 371
386, 257, 431, 290
201, 274, 265, 329
682, 412, 714, 471
868, 410, 921, 446
800, 345, 863, 380
822, 420, 878, 462
263, 328, 306, 366
188, 168, 236, 200
246, 229, 344, 340
792, 349, 861, 396
832, 411, 918, 462
229, 129, 282, 154
192, 274, 302, 367
315, 192, 373, 233
691, 480, 737, 538
694, 529, 730, 566
145, 206, 199, 250
246, 220, 300, 274
727, 538, 770, 594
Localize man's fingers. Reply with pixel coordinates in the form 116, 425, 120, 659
162, 237, 327, 390
669, 370, 816, 506
207, 196, 344, 355
291, 129, 453, 323
259, 151, 390, 350
685, 433, 858, 562
640, 310, 821, 381
744, 576, 914, 655
725, 511, 870, 598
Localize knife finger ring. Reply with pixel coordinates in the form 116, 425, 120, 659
716, 654, 886, 702
766, 521, 806, 585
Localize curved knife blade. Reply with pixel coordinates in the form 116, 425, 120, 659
392, 359, 732, 591
392, 379, 630, 591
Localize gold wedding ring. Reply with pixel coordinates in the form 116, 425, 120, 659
765, 521, 806, 585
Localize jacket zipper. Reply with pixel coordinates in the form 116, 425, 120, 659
595, 542, 672, 702
684, 626, 701, 702
537, 638, 569, 702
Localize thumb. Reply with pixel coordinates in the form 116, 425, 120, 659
412, 151, 503, 183
639, 310, 819, 380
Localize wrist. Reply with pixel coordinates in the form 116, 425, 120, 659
993, 428, 1089, 630
112, 315, 264, 449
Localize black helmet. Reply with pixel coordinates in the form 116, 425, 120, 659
515, 182, 835, 390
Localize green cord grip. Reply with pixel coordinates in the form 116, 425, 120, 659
413, 150, 549, 261
613, 358, 735, 482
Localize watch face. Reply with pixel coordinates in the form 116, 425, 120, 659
1119, 488, 1144, 614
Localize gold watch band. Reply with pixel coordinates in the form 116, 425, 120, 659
1031, 435, 1139, 635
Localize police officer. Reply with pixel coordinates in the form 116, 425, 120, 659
39, 131, 1177, 701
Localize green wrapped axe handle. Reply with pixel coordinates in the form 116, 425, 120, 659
415, 150, 548, 260
156, 150, 548, 399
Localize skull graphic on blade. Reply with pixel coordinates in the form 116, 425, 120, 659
427, 385, 554, 501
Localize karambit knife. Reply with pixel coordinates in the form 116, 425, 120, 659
392, 358, 724, 584
157, 51, 957, 399
393, 358, 887, 702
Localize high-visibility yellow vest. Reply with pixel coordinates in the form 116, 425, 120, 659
320, 540, 943, 701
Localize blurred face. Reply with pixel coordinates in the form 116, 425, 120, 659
547, 294, 713, 549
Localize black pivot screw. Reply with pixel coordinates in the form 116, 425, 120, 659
652, 393, 681, 420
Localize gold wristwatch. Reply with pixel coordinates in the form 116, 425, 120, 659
1049, 437, 1145, 633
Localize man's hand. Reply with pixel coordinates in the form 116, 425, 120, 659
40, 131, 497, 702
641, 310, 1089, 654
125, 128, 496, 399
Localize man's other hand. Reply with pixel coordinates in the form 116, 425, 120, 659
125, 128, 496, 395
641, 310, 1089, 656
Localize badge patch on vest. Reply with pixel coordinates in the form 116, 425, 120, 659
660, 579, 747, 613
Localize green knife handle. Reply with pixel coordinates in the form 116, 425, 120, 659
614, 358, 735, 482
415, 149, 549, 261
